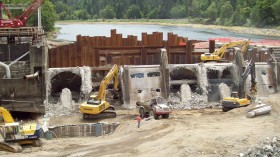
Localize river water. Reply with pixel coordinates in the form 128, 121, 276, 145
55, 24, 279, 42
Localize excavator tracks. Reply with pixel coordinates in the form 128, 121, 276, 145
0, 141, 22, 153
83, 111, 116, 119
0, 139, 42, 153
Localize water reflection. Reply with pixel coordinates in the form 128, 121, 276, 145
55, 24, 279, 42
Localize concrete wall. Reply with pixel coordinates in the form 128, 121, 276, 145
0, 43, 48, 113
121, 65, 168, 108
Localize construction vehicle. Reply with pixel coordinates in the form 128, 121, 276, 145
80, 64, 119, 119
0, 107, 42, 152
136, 96, 172, 120
201, 39, 250, 62
0, 0, 44, 28
222, 59, 257, 112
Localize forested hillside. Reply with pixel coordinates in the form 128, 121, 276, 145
1, 0, 280, 31
51, 0, 280, 28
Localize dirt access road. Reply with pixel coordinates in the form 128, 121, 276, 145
1, 94, 280, 157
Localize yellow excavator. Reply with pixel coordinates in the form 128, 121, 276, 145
80, 64, 119, 119
0, 107, 42, 152
201, 39, 250, 62
222, 59, 257, 112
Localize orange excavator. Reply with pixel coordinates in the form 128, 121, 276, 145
0, 0, 44, 28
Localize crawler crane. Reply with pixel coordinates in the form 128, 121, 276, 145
0, 0, 44, 28
80, 64, 119, 119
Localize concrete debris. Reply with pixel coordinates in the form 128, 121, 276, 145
180, 83, 192, 102
240, 136, 280, 157
219, 83, 231, 100
45, 88, 80, 117
169, 92, 220, 110
197, 64, 209, 95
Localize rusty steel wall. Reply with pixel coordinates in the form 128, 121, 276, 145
49, 29, 270, 68
48, 29, 195, 68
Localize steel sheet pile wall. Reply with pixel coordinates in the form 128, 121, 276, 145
48, 122, 120, 138
49, 29, 197, 68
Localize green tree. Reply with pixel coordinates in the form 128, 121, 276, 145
147, 7, 160, 19
231, 6, 248, 26
99, 5, 116, 19
189, 0, 201, 17
219, 1, 233, 25
272, 0, 280, 25
170, 5, 187, 18
27, 0, 58, 31
250, 0, 276, 27
74, 9, 91, 20
202, 1, 218, 22
125, 4, 142, 19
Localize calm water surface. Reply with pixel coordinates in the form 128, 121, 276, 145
55, 24, 280, 42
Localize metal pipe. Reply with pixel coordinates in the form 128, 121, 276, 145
24, 71, 39, 79
0, 61, 11, 78
8, 51, 29, 67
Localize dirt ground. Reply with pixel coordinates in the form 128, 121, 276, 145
1, 94, 280, 157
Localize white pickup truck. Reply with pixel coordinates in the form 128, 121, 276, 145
136, 96, 172, 119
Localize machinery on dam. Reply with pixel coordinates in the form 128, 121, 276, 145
222, 59, 257, 112
200, 39, 250, 62
0, 107, 42, 153
80, 64, 119, 119
0, 0, 44, 28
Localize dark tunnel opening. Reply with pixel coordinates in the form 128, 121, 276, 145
221, 68, 232, 79
207, 69, 219, 79
50, 72, 82, 102
170, 68, 198, 93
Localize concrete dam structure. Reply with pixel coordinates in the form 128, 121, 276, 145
0, 28, 280, 116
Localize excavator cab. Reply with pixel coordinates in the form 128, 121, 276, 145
230, 92, 238, 98
87, 95, 101, 105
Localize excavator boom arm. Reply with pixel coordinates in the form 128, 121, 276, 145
95, 64, 119, 101
238, 59, 256, 98
0, 107, 15, 123
214, 39, 250, 58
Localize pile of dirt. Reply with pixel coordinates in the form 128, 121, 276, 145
263, 93, 280, 115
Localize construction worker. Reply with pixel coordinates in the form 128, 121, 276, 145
136, 114, 141, 128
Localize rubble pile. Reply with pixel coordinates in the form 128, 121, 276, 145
169, 92, 220, 110
45, 88, 80, 117
240, 137, 280, 157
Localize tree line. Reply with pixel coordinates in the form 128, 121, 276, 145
1, 0, 280, 32
51, 0, 280, 28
